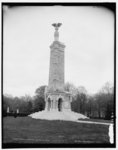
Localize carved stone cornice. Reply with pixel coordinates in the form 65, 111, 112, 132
50, 41, 65, 50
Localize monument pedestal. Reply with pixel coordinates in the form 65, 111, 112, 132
45, 90, 72, 112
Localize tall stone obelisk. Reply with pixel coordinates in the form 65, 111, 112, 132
45, 23, 72, 112
49, 23, 65, 92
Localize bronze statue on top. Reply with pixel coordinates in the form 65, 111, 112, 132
52, 23, 62, 41
52, 23, 62, 31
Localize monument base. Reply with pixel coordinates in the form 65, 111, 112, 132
29, 110, 88, 121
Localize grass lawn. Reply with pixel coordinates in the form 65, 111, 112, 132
3, 116, 110, 144
79, 118, 112, 123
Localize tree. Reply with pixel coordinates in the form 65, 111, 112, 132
64, 82, 78, 100
101, 82, 114, 119
77, 86, 87, 114
35, 85, 46, 99
100, 82, 113, 94
94, 82, 114, 119
85, 95, 94, 117
19, 95, 33, 114
3, 95, 9, 115
32, 96, 45, 112
71, 85, 88, 115
3, 94, 34, 116
32, 85, 46, 112
3, 95, 14, 113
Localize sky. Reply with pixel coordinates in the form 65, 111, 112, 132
3, 5, 114, 97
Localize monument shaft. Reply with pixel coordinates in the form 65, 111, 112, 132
49, 42, 65, 91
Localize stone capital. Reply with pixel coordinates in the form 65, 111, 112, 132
50, 41, 65, 50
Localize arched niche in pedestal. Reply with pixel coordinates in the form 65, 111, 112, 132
47, 98, 51, 111
58, 98, 63, 112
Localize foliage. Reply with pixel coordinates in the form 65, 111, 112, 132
64, 82, 78, 100
32, 95, 45, 112
67, 82, 114, 120
33, 85, 46, 111
35, 85, 46, 99
3, 95, 33, 116
71, 86, 87, 114
3, 82, 114, 120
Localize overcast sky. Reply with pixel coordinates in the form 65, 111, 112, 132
3, 5, 114, 97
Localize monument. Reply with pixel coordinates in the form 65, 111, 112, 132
30, 23, 88, 121
44, 23, 72, 112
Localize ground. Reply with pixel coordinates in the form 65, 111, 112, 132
3, 116, 110, 144
79, 118, 112, 123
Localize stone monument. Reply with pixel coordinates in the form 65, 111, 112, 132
45, 23, 72, 112
30, 23, 88, 121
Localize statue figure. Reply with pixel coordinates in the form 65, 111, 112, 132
52, 23, 62, 41
52, 23, 62, 31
